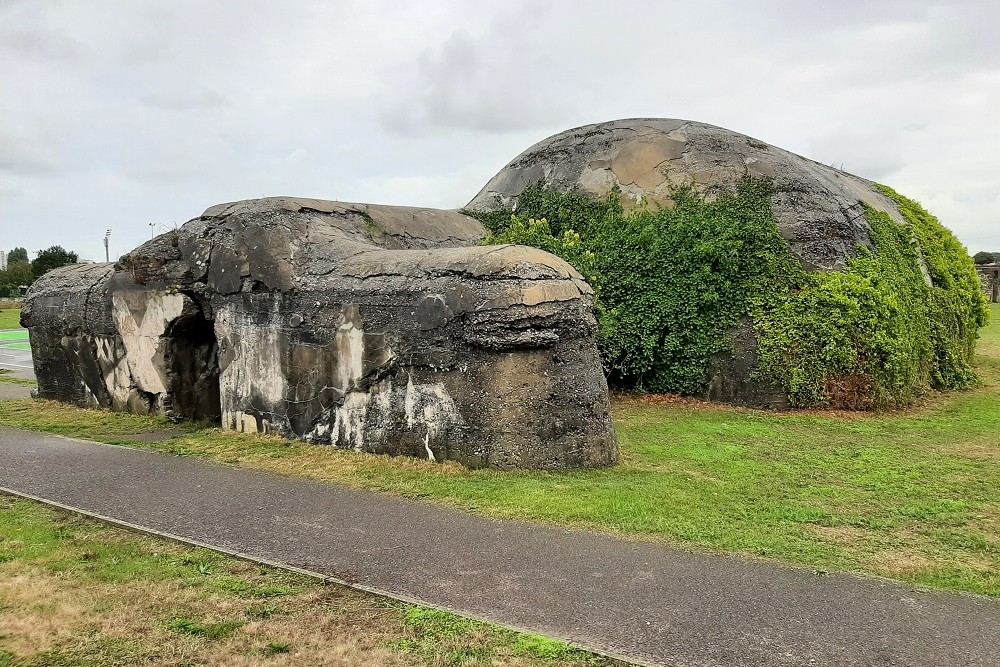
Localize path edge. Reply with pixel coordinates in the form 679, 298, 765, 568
0, 484, 654, 667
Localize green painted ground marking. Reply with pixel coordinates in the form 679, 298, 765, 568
7, 343, 30, 350
0, 330, 28, 342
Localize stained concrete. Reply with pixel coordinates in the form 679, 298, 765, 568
22, 201, 616, 469
978, 264, 999, 303
23, 119, 967, 421
1, 428, 998, 667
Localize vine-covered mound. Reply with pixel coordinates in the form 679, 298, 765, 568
470, 119, 913, 272
467, 120, 989, 409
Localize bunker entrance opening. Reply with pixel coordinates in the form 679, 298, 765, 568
164, 305, 221, 423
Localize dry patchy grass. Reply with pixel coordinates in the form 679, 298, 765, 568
0, 497, 617, 667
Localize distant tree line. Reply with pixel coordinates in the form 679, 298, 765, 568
973, 251, 1000, 265
1, 245, 79, 297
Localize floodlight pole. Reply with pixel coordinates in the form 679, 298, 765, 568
104, 230, 111, 262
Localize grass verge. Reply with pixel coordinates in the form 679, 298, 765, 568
1, 306, 998, 598
0, 496, 617, 667
0, 309, 20, 331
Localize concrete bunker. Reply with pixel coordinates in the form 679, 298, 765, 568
24, 199, 618, 470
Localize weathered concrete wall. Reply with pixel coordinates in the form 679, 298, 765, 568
978, 264, 999, 303
22, 264, 220, 418
24, 198, 616, 470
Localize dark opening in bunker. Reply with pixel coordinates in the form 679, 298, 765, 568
164, 304, 221, 423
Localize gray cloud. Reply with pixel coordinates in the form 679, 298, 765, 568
0, 0, 998, 263
137, 89, 232, 112
379, 4, 581, 134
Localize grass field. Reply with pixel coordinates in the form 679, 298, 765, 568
1, 305, 998, 597
0, 308, 21, 331
0, 496, 616, 667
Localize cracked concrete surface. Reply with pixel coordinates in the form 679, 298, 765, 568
22, 199, 616, 469
23, 117, 937, 441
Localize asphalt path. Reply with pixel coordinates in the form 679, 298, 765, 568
1, 428, 997, 666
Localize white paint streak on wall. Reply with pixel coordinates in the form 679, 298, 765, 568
335, 321, 364, 392
216, 299, 289, 433
404, 375, 417, 427
221, 410, 260, 434
112, 292, 186, 396
368, 385, 392, 444
404, 375, 463, 443
424, 383, 460, 441
329, 372, 464, 455
332, 391, 369, 451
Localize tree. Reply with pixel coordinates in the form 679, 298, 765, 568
0, 261, 34, 295
973, 251, 998, 265
31, 245, 79, 279
7, 247, 28, 264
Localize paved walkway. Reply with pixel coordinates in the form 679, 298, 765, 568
1, 427, 998, 667
0, 384, 32, 400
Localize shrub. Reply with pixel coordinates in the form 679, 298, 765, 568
470, 179, 988, 408
475, 178, 803, 394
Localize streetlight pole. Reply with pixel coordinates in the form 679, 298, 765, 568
104, 230, 111, 263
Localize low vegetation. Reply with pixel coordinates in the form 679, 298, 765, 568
469, 181, 989, 408
3, 304, 998, 599
0, 308, 20, 331
0, 497, 615, 666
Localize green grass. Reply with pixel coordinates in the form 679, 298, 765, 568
0, 309, 21, 330
166, 616, 246, 639
0, 497, 614, 666
2, 305, 998, 598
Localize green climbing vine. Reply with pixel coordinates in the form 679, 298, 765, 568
754, 205, 933, 408
876, 185, 990, 388
469, 179, 989, 409
472, 179, 803, 394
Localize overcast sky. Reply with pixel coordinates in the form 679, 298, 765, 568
2, 0, 998, 262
